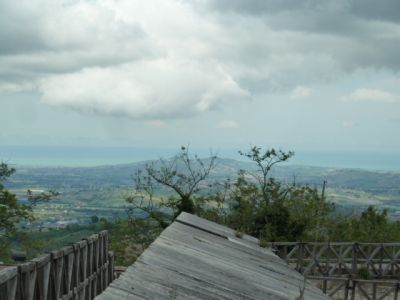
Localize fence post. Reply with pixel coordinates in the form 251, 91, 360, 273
372, 282, 377, 300
343, 279, 349, 300
31, 254, 50, 300
350, 280, 356, 300
379, 244, 383, 277
61, 246, 74, 297
297, 242, 305, 274
352, 243, 358, 276
0, 266, 18, 300
16, 261, 36, 300
50, 249, 64, 300
108, 251, 115, 284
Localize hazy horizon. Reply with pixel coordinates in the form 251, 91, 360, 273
1, 144, 399, 171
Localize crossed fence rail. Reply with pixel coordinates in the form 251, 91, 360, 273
267, 242, 400, 299
0, 230, 115, 300
308, 276, 400, 300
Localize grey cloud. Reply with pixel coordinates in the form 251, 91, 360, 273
203, 0, 314, 15
205, 0, 400, 23
1, 0, 400, 119
203, 0, 400, 44
0, 1, 47, 55
201, 0, 400, 83
350, 0, 400, 23
0, 1, 150, 61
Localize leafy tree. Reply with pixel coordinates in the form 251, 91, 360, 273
285, 184, 334, 241
239, 147, 294, 203
0, 162, 57, 257
91, 215, 99, 223
327, 206, 396, 242
198, 146, 333, 242
228, 147, 300, 240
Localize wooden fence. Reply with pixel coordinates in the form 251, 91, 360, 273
308, 276, 400, 300
267, 242, 400, 278
268, 242, 400, 299
0, 230, 115, 300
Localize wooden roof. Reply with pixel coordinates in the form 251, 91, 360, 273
96, 213, 329, 300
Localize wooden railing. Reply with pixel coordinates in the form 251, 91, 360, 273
308, 276, 400, 300
267, 242, 400, 299
267, 242, 400, 277
0, 230, 115, 300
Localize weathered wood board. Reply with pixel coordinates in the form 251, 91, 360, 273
0, 230, 114, 300
96, 213, 329, 300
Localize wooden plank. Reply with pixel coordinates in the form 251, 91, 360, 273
96, 213, 328, 300
0, 266, 18, 300
176, 212, 260, 245
17, 261, 37, 300
32, 254, 51, 300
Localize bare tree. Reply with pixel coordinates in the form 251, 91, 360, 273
145, 146, 217, 216
126, 169, 169, 228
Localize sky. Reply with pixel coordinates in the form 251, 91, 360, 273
1, 0, 400, 153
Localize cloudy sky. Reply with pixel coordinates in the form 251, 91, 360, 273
1, 0, 400, 153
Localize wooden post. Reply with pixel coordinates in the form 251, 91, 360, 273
16, 261, 36, 300
32, 254, 50, 300
343, 279, 349, 300
379, 244, 383, 277
108, 251, 115, 284
352, 243, 358, 276
71, 243, 80, 294
372, 282, 377, 300
50, 249, 64, 300
297, 242, 305, 274
0, 266, 18, 300
62, 246, 74, 296
82, 240, 89, 300
350, 280, 356, 300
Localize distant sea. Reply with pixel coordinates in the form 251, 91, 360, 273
0, 145, 399, 171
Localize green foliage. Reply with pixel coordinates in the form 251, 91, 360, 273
197, 146, 334, 243
326, 205, 400, 242
357, 267, 371, 280
215, 144, 399, 244
5, 146, 400, 266
91, 215, 99, 223
0, 162, 57, 259
1, 163, 30, 256
108, 218, 161, 266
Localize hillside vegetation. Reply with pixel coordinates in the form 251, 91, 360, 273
2, 146, 400, 265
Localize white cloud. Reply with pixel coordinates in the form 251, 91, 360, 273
290, 86, 312, 99
0, 82, 34, 93
342, 88, 400, 103
1, 0, 400, 119
217, 120, 239, 129
39, 59, 249, 119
